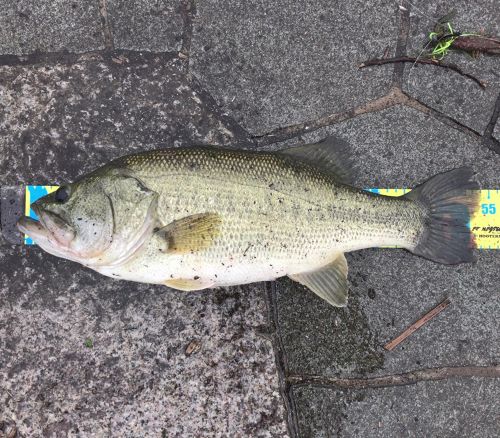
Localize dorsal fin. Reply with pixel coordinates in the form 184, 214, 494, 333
279, 136, 356, 184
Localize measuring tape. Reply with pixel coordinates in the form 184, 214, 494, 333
24, 185, 59, 245
366, 188, 500, 250
24, 185, 500, 249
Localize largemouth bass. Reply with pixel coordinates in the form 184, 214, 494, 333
17, 138, 479, 306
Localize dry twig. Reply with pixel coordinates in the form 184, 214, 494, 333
384, 298, 451, 351
359, 57, 486, 89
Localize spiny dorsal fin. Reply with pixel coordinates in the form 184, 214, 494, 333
156, 213, 222, 254
165, 278, 214, 291
280, 136, 356, 184
289, 253, 349, 307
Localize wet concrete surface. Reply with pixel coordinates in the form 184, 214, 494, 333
1, 0, 499, 436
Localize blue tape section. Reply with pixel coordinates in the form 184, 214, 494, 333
25, 186, 55, 245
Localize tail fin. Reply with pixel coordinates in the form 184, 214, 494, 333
405, 167, 479, 265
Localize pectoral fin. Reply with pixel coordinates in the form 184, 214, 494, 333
289, 253, 349, 307
165, 278, 214, 291
156, 213, 222, 254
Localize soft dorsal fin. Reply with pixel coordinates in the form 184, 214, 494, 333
156, 213, 222, 254
289, 253, 349, 307
280, 136, 356, 184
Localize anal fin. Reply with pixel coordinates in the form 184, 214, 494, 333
289, 253, 349, 307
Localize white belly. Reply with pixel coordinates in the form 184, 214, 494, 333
92, 239, 333, 289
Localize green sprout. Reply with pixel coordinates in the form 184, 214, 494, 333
84, 338, 93, 348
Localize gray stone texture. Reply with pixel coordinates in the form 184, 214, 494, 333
272, 106, 500, 432
402, 0, 500, 134
293, 378, 500, 437
107, 0, 184, 52
495, 116, 500, 141
0, 246, 286, 436
0, 0, 104, 55
0, 186, 24, 245
190, 0, 396, 135
0, 55, 285, 435
0, 55, 242, 186
1, 0, 500, 436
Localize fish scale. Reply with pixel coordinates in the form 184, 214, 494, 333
120, 148, 423, 261
17, 139, 481, 307
25, 185, 499, 249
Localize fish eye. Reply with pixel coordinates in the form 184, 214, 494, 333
54, 186, 70, 203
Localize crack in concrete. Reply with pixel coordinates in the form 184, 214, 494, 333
485, 92, 500, 137
484, 136, 500, 154
253, 85, 487, 150
179, 0, 196, 68
483, 92, 500, 153
187, 73, 255, 146
265, 282, 301, 438
406, 95, 484, 139
391, 0, 410, 88
0, 49, 180, 67
98, 0, 114, 50
287, 365, 500, 390
253, 87, 410, 146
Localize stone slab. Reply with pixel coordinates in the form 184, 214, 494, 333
293, 378, 500, 437
0, 54, 245, 186
0, 0, 104, 55
190, 0, 397, 135
0, 186, 24, 245
0, 247, 287, 436
272, 105, 500, 379
107, 0, 184, 52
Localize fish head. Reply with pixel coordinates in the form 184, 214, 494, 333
17, 172, 158, 267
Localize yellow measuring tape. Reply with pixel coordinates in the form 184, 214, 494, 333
373, 188, 500, 249
24, 186, 500, 249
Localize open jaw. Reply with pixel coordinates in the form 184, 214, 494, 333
17, 216, 51, 242
16, 212, 81, 263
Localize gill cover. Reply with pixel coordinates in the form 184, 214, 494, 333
94, 175, 159, 267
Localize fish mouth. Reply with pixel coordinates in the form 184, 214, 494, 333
17, 216, 50, 241
17, 206, 75, 248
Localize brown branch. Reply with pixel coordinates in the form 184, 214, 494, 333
451, 35, 500, 55
287, 365, 500, 390
384, 298, 451, 351
252, 86, 409, 145
359, 56, 486, 89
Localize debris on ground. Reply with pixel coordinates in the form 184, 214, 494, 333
427, 11, 500, 59
384, 298, 451, 351
0, 420, 17, 438
185, 339, 202, 356
360, 11, 499, 89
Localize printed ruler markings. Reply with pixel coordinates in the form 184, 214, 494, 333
23, 186, 500, 249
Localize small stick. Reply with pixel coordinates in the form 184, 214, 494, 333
359, 56, 486, 89
384, 298, 451, 351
